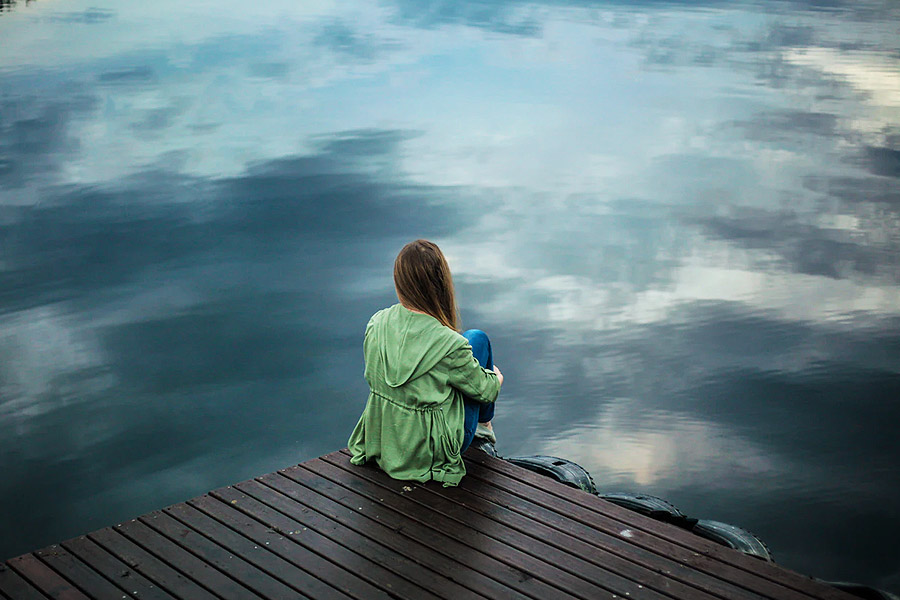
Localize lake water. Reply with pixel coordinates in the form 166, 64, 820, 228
1, 0, 898, 591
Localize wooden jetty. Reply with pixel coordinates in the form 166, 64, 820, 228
1, 448, 854, 600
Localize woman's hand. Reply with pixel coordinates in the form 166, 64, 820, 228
493, 364, 504, 386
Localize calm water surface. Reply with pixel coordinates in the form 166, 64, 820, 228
1, 0, 899, 590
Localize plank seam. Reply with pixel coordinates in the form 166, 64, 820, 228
194, 492, 374, 600
257, 471, 505, 600
458, 463, 770, 600
468, 452, 732, 545
337, 448, 824, 600
87, 530, 196, 600
209, 484, 427, 600
299, 460, 599, 600
417, 469, 731, 600
464, 450, 852, 600
463, 456, 806, 600
275, 468, 542, 600
138, 511, 292, 600
61, 535, 176, 600
320, 453, 661, 600
227, 479, 456, 600
109, 525, 228, 599
0, 562, 50, 600
7, 552, 77, 598
253, 474, 437, 573
465, 452, 843, 600
34, 545, 134, 600
116, 518, 259, 600
29, 552, 82, 598
162, 501, 314, 599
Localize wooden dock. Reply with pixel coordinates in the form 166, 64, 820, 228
1, 448, 854, 600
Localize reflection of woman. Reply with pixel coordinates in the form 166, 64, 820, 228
348, 239, 503, 486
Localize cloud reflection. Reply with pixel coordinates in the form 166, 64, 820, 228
1, 0, 899, 589
0, 91, 97, 190
0, 127, 474, 560
542, 398, 778, 488
489, 301, 900, 587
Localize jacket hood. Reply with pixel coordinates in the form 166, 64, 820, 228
370, 304, 461, 387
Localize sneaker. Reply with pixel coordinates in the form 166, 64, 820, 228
474, 423, 496, 444
470, 438, 499, 457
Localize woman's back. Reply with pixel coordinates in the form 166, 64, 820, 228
364, 304, 465, 409
349, 304, 500, 486
348, 239, 502, 486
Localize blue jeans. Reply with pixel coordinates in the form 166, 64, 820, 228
460, 329, 496, 452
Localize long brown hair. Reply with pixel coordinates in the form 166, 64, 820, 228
394, 239, 460, 331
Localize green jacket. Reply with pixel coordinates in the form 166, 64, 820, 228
348, 304, 500, 486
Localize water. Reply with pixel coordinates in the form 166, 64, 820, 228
1, 0, 898, 590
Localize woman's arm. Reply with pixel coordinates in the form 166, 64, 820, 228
446, 345, 502, 404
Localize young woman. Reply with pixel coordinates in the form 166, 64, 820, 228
348, 239, 503, 486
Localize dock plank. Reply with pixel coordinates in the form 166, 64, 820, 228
141, 509, 298, 600
465, 450, 851, 600
87, 528, 217, 600
322, 451, 674, 600
4, 448, 859, 600
140, 511, 282, 598
465, 463, 811, 600
60, 535, 175, 600
0, 562, 49, 600
166, 499, 338, 599
456, 458, 769, 600
331, 449, 738, 600
283, 460, 570, 599
257, 470, 517, 599
307, 456, 651, 600
215, 481, 444, 600
6, 553, 89, 600
34, 544, 129, 600
115, 516, 261, 600
232, 477, 481, 600
192, 489, 398, 600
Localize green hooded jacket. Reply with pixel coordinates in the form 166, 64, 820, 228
348, 304, 501, 486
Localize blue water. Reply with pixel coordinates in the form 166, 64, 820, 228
1, 0, 898, 591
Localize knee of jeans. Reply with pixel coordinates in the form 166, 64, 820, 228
462, 329, 488, 345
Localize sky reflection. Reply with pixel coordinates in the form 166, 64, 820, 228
1, 0, 899, 591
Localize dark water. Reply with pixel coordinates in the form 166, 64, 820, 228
2, 0, 899, 590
